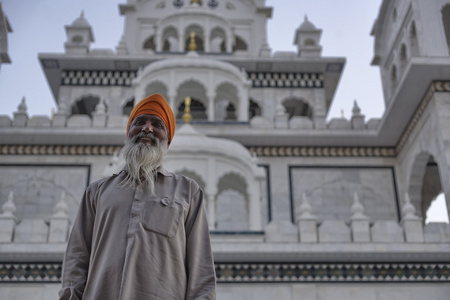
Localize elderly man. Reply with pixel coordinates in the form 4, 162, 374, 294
59, 94, 216, 300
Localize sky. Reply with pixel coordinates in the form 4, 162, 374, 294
0, 0, 448, 221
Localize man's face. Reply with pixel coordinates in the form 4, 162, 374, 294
127, 114, 168, 145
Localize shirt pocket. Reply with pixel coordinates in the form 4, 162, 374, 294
142, 196, 183, 238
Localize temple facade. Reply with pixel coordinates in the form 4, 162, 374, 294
0, 0, 450, 299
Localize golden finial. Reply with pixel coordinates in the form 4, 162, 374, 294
191, 0, 199, 4
188, 31, 197, 51
183, 97, 192, 124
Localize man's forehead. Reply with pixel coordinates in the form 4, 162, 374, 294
133, 114, 163, 122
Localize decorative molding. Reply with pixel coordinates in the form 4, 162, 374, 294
0, 263, 61, 283
0, 145, 123, 155
248, 146, 396, 157
61, 70, 137, 86
247, 72, 323, 88
215, 262, 450, 283
396, 81, 450, 152
1, 262, 448, 283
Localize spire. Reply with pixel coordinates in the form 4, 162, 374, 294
17, 96, 27, 113
1, 191, 16, 218
51, 191, 69, 218
350, 192, 368, 220
352, 100, 361, 116
188, 31, 197, 51
183, 97, 192, 124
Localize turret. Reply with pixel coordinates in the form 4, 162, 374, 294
293, 16, 322, 58
64, 11, 94, 54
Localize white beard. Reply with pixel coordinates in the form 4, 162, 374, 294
120, 132, 169, 194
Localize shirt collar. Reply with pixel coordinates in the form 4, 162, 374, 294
118, 165, 172, 177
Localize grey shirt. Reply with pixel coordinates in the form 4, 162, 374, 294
59, 168, 216, 300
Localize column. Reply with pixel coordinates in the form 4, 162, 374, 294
207, 91, 215, 121
206, 192, 216, 230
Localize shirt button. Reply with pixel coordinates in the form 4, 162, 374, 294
161, 197, 170, 206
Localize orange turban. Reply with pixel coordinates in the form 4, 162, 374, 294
127, 94, 176, 144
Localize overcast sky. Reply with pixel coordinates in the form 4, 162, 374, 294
1, 0, 384, 120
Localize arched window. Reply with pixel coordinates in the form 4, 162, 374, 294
71, 35, 83, 43
162, 27, 179, 52
304, 38, 315, 46
409, 21, 419, 56
210, 27, 226, 53
215, 173, 249, 231
71, 95, 100, 117
282, 98, 312, 119
143, 36, 155, 50
441, 4, 450, 55
184, 25, 204, 52
122, 98, 134, 116
177, 98, 207, 120
400, 43, 407, 71
233, 35, 248, 51
249, 99, 261, 119
390, 64, 397, 93
409, 154, 448, 223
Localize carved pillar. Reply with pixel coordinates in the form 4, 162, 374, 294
295, 193, 318, 242
350, 192, 371, 242
401, 192, 424, 243
0, 191, 18, 243
48, 191, 71, 243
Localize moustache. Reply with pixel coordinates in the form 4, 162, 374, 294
131, 132, 158, 145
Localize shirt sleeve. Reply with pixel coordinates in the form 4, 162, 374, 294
59, 185, 96, 300
184, 187, 217, 300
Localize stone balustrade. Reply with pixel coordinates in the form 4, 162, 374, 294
265, 192, 450, 244
0, 191, 70, 244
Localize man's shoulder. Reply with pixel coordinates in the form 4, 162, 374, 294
87, 171, 124, 191
160, 168, 201, 190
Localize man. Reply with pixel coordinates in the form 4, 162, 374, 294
59, 94, 216, 300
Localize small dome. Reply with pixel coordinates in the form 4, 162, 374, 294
298, 15, 317, 31
169, 124, 254, 162
71, 12, 90, 27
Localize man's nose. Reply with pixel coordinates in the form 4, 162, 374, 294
142, 121, 153, 132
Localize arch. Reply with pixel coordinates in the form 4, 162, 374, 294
144, 81, 168, 100
210, 26, 226, 53
177, 98, 207, 120
390, 64, 397, 93
408, 153, 446, 220
184, 24, 204, 52
304, 38, 315, 46
162, 26, 179, 52
399, 43, 408, 72
174, 169, 206, 191
122, 97, 134, 116
214, 81, 239, 121
71, 95, 101, 117
233, 35, 247, 51
143, 35, 156, 50
282, 98, 313, 119
249, 99, 262, 119
441, 4, 450, 55
71, 35, 83, 43
409, 21, 419, 56
216, 172, 249, 231
175, 80, 208, 120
